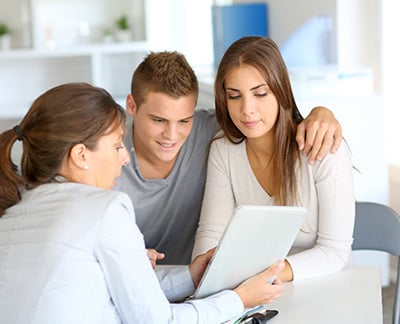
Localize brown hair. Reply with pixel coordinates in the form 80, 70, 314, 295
130, 51, 199, 107
214, 36, 304, 205
0, 82, 126, 216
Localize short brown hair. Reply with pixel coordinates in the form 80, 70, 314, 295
130, 51, 199, 107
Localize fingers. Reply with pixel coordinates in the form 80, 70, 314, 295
234, 261, 285, 308
297, 106, 343, 164
147, 249, 165, 261
146, 248, 165, 269
264, 260, 285, 281
189, 247, 217, 287
204, 247, 216, 261
295, 122, 306, 151
296, 119, 322, 160
297, 121, 342, 165
307, 124, 332, 164
189, 260, 207, 288
192, 247, 216, 265
302, 123, 321, 162
330, 125, 343, 154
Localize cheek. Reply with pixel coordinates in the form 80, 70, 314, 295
136, 119, 158, 138
227, 107, 240, 124
269, 106, 279, 124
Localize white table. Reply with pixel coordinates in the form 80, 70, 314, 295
266, 266, 382, 324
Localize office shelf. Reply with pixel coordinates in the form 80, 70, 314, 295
0, 41, 148, 118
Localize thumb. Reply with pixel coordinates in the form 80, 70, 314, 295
265, 260, 285, 280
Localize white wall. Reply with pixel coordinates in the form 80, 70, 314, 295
234, 0, 336, 48
382, 1, 400, 217
145, 0, 213, 71
0, 0, 32, 48
336, 0, 381, 92
0, 0, 146, 49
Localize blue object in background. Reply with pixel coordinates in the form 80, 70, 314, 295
212, 3, 268, 71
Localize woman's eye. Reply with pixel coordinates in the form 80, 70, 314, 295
255, 93, 267, 97
116, 146, 124, 152
227, 94, 241, 100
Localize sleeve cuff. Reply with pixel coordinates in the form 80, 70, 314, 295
155, 265, 194, 301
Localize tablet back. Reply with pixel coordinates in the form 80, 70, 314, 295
194, 205, 306, 299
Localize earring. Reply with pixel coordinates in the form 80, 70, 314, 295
83, 165, 89, 170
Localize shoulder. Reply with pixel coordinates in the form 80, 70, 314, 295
211, 133, 243, 148
13, 183, 136, 231
194, 108, 216, 120
306, 139, 353, 176
193, 109, 219, 133
209, 134, 245, 158
56, 183, 134, 216
184, 109, 219, 149
320, 140, 353, 164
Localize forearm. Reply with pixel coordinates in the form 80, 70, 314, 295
156, 265, 194, 301
286, 244, 352, 281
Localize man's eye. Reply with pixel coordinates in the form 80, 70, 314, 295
179, 120, 190, 124
152, 118, 164, 123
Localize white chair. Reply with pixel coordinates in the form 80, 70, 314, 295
352, 201, 400, 324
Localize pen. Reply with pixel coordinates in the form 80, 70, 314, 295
241, 309, 278, 323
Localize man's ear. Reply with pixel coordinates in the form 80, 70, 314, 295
126, 94, 138, 117
69, 143, 88, 169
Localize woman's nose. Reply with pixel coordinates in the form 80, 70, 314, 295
240, 97, 255, 115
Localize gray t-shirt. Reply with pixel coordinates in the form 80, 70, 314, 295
114, 109, 219, 265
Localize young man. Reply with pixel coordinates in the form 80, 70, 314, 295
114, 51, 342, 265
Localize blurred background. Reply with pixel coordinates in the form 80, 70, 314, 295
0, 0, 399, 286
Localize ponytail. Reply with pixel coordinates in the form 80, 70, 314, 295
0, 127, 25, 216
0, 82, 126, 216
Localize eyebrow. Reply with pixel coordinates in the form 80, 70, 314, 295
225, 83, 268, 92
147, 113, 195, 121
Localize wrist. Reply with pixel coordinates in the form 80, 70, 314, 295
278, 259, 294, 282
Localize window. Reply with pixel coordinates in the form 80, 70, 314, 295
145, 0, 214, 75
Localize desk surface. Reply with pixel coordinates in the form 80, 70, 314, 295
266, 266, 382, 324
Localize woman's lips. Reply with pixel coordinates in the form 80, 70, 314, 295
242, 120, 259, 128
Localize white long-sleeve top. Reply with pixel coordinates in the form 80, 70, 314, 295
193, 137, 355, 281
0, 182, 243, 324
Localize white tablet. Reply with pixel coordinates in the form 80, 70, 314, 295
193, 205, 306, 299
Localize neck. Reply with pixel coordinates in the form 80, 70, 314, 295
246, 133, 274, 162
246, 136, 276, 196
136, 154, 177, 179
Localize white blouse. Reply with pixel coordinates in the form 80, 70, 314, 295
193, 137, 355, 280
0, 182, 243, 324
